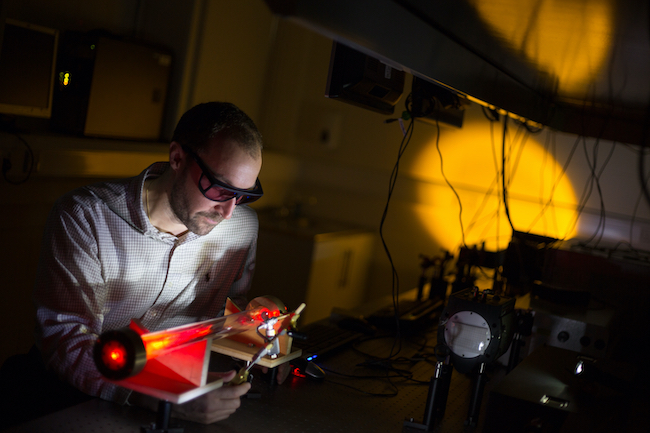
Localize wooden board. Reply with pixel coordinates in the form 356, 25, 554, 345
211, 338, 302, 368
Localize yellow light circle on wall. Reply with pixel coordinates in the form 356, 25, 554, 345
410, 115, 577, 253
468, 0, 613, 94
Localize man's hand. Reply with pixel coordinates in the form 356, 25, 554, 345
130, 370, 250, 425
172, 370, 251, 424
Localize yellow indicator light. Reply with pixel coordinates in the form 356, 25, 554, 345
58, 71, 71, 86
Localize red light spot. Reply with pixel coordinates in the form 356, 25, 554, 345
142, 324, 214, 358
251, 307, 271, 322
292, 367, 306, 378
102, 341, 128, 370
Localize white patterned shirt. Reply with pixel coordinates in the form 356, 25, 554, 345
33, 162, 259, 403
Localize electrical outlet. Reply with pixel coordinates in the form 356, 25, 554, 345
1, 146, 36, 183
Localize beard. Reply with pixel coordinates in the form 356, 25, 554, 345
169, 176, 224, 236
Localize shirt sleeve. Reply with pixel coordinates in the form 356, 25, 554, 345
33, 195, 131, 404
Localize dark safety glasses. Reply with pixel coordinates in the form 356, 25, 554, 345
181, 144, 263, 205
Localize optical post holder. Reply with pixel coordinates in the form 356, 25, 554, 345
437, 287, 516, 427
438, 287, 515, 374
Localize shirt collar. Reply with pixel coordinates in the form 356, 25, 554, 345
97, 161, 234, 243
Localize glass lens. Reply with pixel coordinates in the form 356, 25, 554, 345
443, 311, 491, 358
199, 174, 261, 204
236, 194, 257, 205
184, 144, 262, 204
199, 174, 237, 201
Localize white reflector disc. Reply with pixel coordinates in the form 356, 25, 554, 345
444, 311, 491, 358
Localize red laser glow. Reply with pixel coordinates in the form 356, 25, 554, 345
101, 341, 128, 371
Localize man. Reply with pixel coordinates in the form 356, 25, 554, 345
32, 102, 263, 423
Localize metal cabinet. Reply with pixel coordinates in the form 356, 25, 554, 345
248, 215, 374, 325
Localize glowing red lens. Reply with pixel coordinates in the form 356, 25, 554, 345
101, 341, 128, 370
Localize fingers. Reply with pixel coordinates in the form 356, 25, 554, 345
175, 399, 237, 424
219, 381, 252, 398
202, 385, 251, 423
171, 362, 294, 424
173, 380, 251, 424
208, 370, 237, 382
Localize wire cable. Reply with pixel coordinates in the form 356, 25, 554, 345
563, 135, 616, 246
2, 134, 34, 185
527, 130, 581, 236
501, 115, 516, 232
639, 139, 650, 208
580, 140, 617, 247
379, 107, 415, 357
631, 146, 650, 245
464, 111, 503, 246
434, 117, 467, 249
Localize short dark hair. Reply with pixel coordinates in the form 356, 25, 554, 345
172, 102, 263, 157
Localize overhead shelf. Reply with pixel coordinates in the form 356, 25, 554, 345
264, 0, 650, 146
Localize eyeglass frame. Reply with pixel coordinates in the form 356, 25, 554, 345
181, 144, 263, 205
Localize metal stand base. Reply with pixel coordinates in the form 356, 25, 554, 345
404, 361, 453, 431
141, 400, 184, 433
465, 363, 487, 427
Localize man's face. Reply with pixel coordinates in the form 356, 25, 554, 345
170, 137, 262, 236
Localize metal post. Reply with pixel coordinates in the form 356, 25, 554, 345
466, 363, 487, 427
404, 360, 453, 431
156, 400, 172, 430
